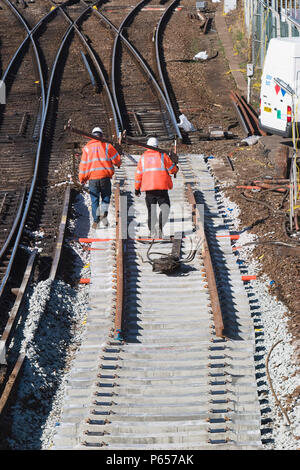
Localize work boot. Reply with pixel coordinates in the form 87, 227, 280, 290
92, 221, 98, 229
100, 212, 109, 228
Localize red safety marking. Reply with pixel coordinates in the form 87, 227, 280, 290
216, 235, 240, 240
241, 275, 257, 281
79, 238, 113, 243
79, 278, 91, 284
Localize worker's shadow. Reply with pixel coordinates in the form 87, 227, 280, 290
122, 245, 143, 344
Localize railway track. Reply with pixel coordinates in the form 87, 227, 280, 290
0, 0, 185, 429
0, 0, 123, 417
52, 154, 262, 450
0, 0, 273, 450
0, 0, 120, 297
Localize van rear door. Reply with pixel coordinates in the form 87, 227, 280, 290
261, 74, 290, 133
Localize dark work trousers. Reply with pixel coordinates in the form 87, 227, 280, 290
89, 178, 112, 223
145, 190, 170, 234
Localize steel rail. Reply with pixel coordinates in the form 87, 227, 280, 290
1, 0, 60, 113
230, 90, 255, 136
0, 0, 52, 266
238, 93, 267, 135
0, 251, 37, 419
113, 183, 124, 340
0, 250, 37, 366
0, 353, 25, 417
185, 184, 224, 338
0, 1, 78, 269
52, 0, 121, 139
48, 186, 71, 281
154, 0, 182, 140
0, 0, 108, 419
0, 189, 26, 262
230, 90, 267, 136
82, 0, 182, 139
111, 0, 181, 139
111, 0, 150, 132
0, 1, 95, 299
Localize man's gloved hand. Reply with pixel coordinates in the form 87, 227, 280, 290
169, 152, 179, 165
135, 189, 141, 197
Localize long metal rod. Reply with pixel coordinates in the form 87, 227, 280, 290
65, 121, 178, 159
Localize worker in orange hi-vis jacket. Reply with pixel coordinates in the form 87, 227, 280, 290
134, 137, 179, 238
79, 127, 122, 229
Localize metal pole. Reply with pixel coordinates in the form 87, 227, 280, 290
260, 2, 265, 67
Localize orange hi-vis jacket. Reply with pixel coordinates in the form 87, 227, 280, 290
79, 139, 121, 184
135, 149, 178, 191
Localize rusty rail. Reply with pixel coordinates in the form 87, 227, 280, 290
0, 353, 25, 417
49, 186, 71, 281
230, 90, 267, 137
185, 184, 224, 338
114, 184, 124, 340
0, 250, 37, 366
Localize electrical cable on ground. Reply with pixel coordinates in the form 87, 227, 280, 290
265, 339, 292, 427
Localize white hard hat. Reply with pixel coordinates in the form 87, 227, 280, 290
92, 127, 103, 135
147, 137, 158, 147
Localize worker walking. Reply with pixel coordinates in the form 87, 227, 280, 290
134, 137, 178, 238
79, 127, 122, 229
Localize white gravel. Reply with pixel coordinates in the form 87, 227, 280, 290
218, 189, 300, 450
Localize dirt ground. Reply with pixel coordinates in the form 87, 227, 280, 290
163, 1, 300, 361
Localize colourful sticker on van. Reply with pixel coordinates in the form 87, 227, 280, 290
266, 74, 272, 80
266, 80, 271, 86
281, 89, 286, 97
275, 84, 280, 95
277, 110, 282, 119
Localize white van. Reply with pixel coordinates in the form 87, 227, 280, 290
259, 37, 300, 137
